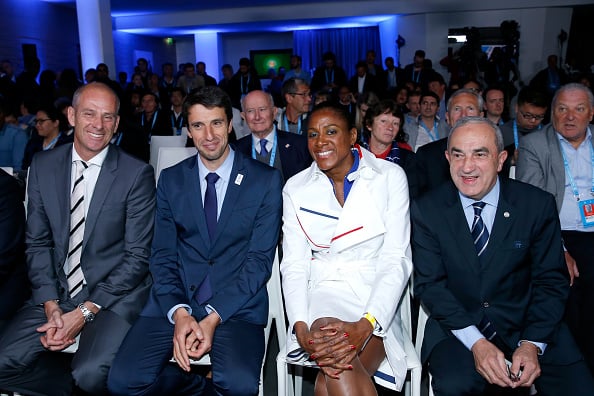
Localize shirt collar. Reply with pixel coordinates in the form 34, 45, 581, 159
459, 177, 500, 210
197, 146, 235, 183
72, 144, 109, 167
556, 127, 592, 148
251, 125, 276, 144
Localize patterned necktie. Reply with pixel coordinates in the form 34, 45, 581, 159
471, 201, 489, 257
67, 160, 88, 297
259, 138, 269, 157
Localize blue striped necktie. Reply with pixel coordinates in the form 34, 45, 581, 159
471, 201, 489, 257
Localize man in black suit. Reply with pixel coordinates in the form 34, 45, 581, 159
412, 117, 594, 395
234, 90, 311, 183
0, 169, 29, 332
349, 61, 378, 100
0, 82, 155, 396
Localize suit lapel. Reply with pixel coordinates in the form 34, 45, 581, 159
442, 185, 481, 275
213, 152, 245, 245
83, 147, 117, 251
479, 181, 516, 267
54, 146, 73, 267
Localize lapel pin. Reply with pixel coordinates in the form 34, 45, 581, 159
504, 211, 510, 218
235, 174, 244, 185
285, 144, 290, 148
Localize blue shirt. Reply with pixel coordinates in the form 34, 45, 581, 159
0, 123, 28, 170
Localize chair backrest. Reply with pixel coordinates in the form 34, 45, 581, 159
155, 147, 197, 184
149, 135, 187, 171
0, 166, 13, 175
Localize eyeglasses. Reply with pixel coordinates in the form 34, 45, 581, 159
35, 118, 52, 125
290, 92, 311, 98
519, 110, 545, 121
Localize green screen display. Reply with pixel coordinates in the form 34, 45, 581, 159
250, 49, 292, 78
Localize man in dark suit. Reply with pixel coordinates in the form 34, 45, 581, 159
234, 90, 311, 183
108, 86, 283, 396
0, 169, 29, 331
0, 82, 156, 396
412, 117, 594, 395
349, 61, 378, 99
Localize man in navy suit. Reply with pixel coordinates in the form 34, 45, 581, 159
412, 117, 594, 395
108, 86, 283, 396
234, 90, 311, 183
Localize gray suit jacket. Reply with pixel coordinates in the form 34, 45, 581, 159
516, 124, 593, 212
26, 144, 155, 323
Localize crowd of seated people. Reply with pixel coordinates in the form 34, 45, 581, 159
0, 46, 594, 396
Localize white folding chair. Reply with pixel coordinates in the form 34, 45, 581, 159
0, 166, 13, 175
276, 283, 422, 396
415, 302, 434, 396
149, 135, 187, 172
154, 146, 197, 184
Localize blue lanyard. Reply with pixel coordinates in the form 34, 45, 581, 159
325, 69, 334, 84
171, 113, 183, 135
141, 110, 158, 130
240, 75, 250, 94
43, 134, 60, 150
420, 119, 438, 141
251, 133, 278, 167
284, 113, 302, 135
513, 120, 519, 149
115, 132, 123, 146
559, 140, 594, 201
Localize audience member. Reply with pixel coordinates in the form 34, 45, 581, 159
159, 62, 177, 95
22, 104, 73, 169
427, 72, 448, 121
310, 51, 348, 94
483, 85, 507, 126
169, 87, 186, 136
235, 90, 311, 182
284, 55, 311, 85
384, 56, 404, 96
413, 116, 594, 395
229, 57, 262, 109
0, 169, 29, 332
403, 50, 429, 86
108, 86, 282, 396
196, 61, 217, 87
136, 57, 152, 86
276, 77, 311, 135
336, 85, 357, 125
177, 62, 205, 95
404, 91, 448, 151
0, 100, 27, 171
530, 55, 569, 98
217, 63, 234, 97
281, 102, 412, 394
349, 61, 378, 99
0, 82, 155, 396
516, 83, 594, 374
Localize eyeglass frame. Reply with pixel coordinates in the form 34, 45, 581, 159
518, 110, 545, 122
34, 118, 53, 125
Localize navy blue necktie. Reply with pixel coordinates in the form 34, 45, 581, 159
260, 138, 269, 157
204, 172, 220, 241
197, 172, 219, 304
471, 202, 489, 257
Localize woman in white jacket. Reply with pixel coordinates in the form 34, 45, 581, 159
281, 103, 413, 395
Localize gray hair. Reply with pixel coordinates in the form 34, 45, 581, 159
446, 88, 484, 114
552, 82, 594, 108
448, 116, 504, 153
241, 90, 275, 111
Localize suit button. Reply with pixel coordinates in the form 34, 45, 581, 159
190, 285, 196, 291
208, 260, 214, 266
482, 302, 490, 308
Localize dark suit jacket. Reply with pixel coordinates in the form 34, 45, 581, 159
349, 73, 378, 96
412, 178, 581, 365
142, 151, 282, 325
0, 170, 29, 320
26, 144, 155, 323
415, 137, 451, 196
233, 129, 312, 182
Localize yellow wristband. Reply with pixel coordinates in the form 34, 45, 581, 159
363, 312, 377, 330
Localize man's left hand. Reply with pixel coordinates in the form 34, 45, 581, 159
510, 342, 541, 388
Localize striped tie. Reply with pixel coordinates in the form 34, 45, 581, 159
471, 202, 489, 257
67, 160, 88, 297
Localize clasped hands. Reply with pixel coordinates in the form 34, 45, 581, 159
172, 309, 221, 372
472, 338, 541, 389
294, 318, 373, 379
37, 300, 85, 351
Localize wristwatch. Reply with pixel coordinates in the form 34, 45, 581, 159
78, 303, 95, 323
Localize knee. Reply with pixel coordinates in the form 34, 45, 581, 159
430, 368, 484, 396
213, 367, 260, 396
72, 359, 109, 395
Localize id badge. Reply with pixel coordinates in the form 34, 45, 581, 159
579, 199, 594, 227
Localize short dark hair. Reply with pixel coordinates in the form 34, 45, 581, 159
415, 50, 426, 58
141, 91, 159, 105
420, 90, 440, 104
311, 102, 354, 129
182, 86, 233, 127
170, 87, 186, 98
517, 86, 548, 109
239, 58, 250, 67
322, 52, 336, 62
221, 64, 233, 71
426, 72, 445, 86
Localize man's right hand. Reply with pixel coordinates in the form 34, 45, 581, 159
564, 251, 580, 286
471, 338, 515, 388
36, 300, 75, 351
172, 308, 202, 372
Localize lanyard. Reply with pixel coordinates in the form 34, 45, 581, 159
141, 110, 158, 131
559, 140, 594, 201
240, 75, 250, 94
284, 113, 302, 135
171, 113, 183, 135
513, 120, 519, 149
44, 134, 60, 150
325, 69, 334, 84
251, 133, 278, 167
115, 132, 123, 146
420, 119, 438, 141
